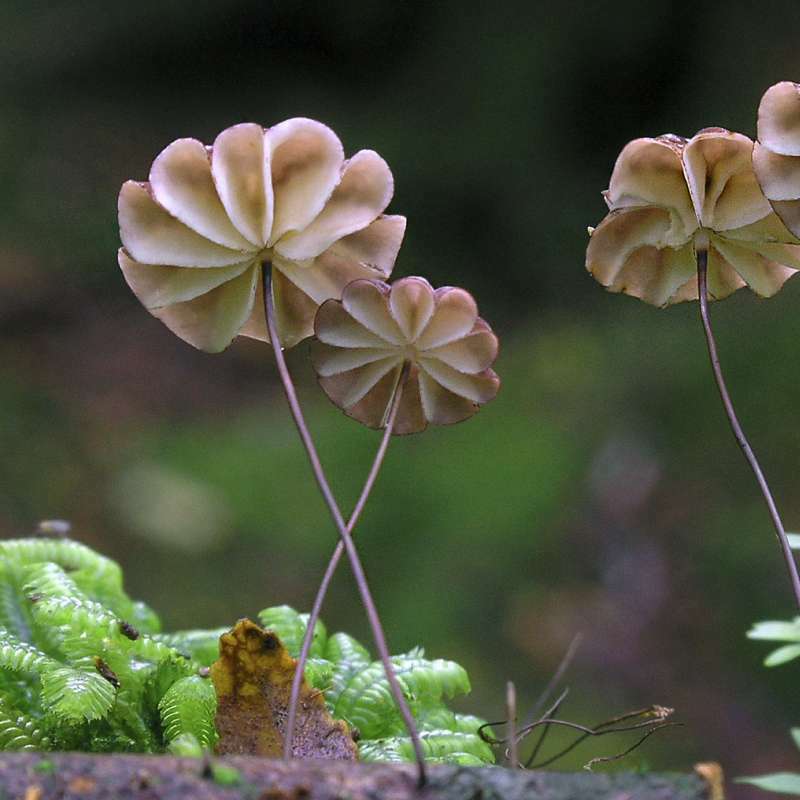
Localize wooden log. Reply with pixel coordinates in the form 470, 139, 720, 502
0, 753, 718, 800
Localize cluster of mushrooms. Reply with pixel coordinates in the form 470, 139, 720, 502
117, 81, 800, 779
118, 119, 499, 434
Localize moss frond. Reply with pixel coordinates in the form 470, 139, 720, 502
332, 655, 470, 739
40, 666, 117, 722
158, 675, 217, 748
152, 629, 227, 666
257, 605, 327, 658
0, 698, 49, 751
0, 628, 58, 675
358, 729, 494, 765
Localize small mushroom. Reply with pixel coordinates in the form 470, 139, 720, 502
118, 120, 405, 351
312, 277, 500, 434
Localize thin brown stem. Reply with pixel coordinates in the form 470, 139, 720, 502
523, 632, 582, 726
697, 251, 800, 611
284, 362, 409, 760
481, 704, 676, 770
523, 715, 677, 769
582, 724, 679, 771
506, 681, 518, 768
262, 265, 426, 785
523, 688, 569, 768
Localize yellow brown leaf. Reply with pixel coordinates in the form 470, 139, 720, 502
210, 618, 357, 760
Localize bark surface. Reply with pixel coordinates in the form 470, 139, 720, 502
0, 753, 716, 800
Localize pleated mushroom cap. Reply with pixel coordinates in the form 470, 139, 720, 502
118, 120, 405, 352
311, 277, 500, 434
588, 127, 800, 306
754, 81, 800, 241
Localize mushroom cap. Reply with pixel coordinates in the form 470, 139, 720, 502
311, 277, 500, 434
588, 127, 800, 306
754, 81, 800, 240
118, 119, 404, 351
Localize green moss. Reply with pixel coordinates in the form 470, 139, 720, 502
209, 763, 241, 786
0, 537, 210, 753
0, 537, 493, 765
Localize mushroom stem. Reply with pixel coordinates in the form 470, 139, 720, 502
697, 250, 800, 611
284, 361, 410, 761
261, 265, 426, 785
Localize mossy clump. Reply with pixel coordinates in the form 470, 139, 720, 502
0, 537, 218, 753
0, 537, 493, 765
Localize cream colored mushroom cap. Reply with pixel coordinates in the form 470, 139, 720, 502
754, 81, 800, 239
118, 119, 405, 352
588, 127, 800, 306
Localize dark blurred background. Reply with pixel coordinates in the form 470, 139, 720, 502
2, 1, 800, 793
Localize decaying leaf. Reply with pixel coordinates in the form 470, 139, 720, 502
211, 618, 357, 759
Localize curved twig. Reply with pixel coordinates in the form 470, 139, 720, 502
523, 688, 569, 768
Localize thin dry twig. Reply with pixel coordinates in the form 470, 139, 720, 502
582, 723, 681, 771
525, 707, 676, 769
481, 701, 676, 771
523, 688, 569, 768
524, 632, 582, 725
517, 632, 582, 768
506, 681, 518, 768
478, 688, 569, 747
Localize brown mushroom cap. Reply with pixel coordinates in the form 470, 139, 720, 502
588, 127, 800, 306
311, 277, 499, 435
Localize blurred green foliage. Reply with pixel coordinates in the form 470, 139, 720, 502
748, 537, 800, 667
2, 0, 800, 786
739, 729, 800, 796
